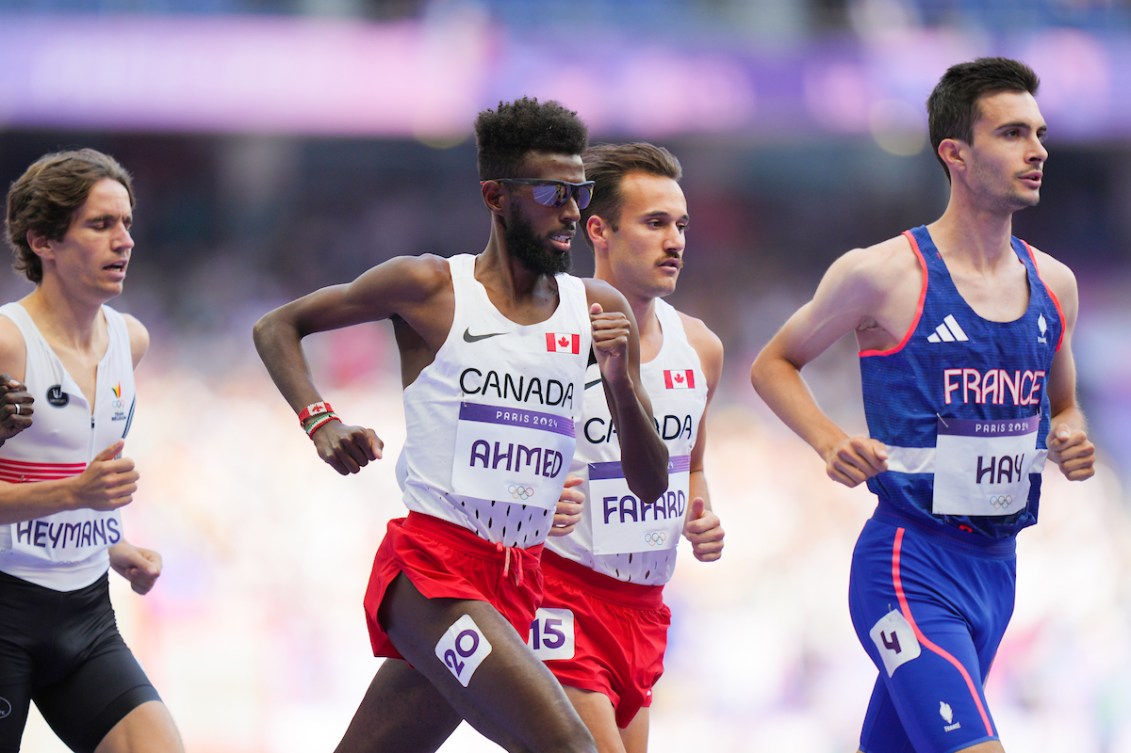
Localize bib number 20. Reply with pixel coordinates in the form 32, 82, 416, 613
435, 614, 493, 687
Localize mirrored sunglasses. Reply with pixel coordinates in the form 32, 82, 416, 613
487, 178, 595, 210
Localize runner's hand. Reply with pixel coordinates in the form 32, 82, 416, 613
590, 303, 631, 387
110, 541, 163, 595
312, 420, 383, 475
683, 497, 724, 562
0, 374, 33, 441
550, 475, 584, 537
69, 441, 139, 511
1047, 423, 1095, 481
826, 435, 888, 488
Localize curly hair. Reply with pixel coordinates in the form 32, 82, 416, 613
5, 148, 135, 284
580, 142, 682, 249
927, 57, 1041, 180
474, 97, 588, 180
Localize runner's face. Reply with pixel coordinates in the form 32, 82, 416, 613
594, 171, 688, 304
35, 178, 134, 301
502, 152, 584, 275
962, 90, 1048, 212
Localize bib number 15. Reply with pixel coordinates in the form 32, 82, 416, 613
528, 607, 575, 661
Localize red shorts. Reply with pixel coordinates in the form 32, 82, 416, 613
538, 550, 671, 728
363, 512, 545, 659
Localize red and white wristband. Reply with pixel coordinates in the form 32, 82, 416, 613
298, 401, 333, 425
298, 401, 340, 438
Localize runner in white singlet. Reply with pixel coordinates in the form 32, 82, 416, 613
253, 98, 669, 753
536, 142, 726, 753
1, 149, 183, 753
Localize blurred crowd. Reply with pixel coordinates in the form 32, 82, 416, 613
3, 0, 1130, 33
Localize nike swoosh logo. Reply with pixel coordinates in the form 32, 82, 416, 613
585, 378, 603, 390
463, 327, 508, 343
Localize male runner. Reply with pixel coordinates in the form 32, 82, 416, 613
534, 142, 725, 753
253, 98, 668, 753
751, 57, 1095, 753
0, 148, 183, 753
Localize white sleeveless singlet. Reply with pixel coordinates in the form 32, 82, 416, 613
395, 254, 592, 548
546, 299, 707, 585
0, 303, 136, 591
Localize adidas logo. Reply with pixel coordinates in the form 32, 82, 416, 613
927, 314, 968, 343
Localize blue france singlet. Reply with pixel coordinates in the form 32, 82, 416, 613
860, 226, 1064, 541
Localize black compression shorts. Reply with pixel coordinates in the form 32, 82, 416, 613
0, 569, 161, 753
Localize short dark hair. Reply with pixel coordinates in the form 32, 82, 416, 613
927, 57, 1041, 178
474, 97, 588, 180
5, 148, 135, 284
580, 142, 682, 249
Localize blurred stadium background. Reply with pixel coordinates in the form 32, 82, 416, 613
2, 0, 1130, 750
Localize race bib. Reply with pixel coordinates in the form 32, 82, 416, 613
451, 402, 576, 511
8, 509, 123, 563
435, 614, 492, 688
589, 455, 689, 555
932, 415, 1040, 517
528, 607, 575, 661
869, 609, 921, 677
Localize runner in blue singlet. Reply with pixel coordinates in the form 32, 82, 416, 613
751, 57, 1096, 753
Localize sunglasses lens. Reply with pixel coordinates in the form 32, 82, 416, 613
530, 183, 568, 208
575, 184, 593, 210
520, 180, 594, 209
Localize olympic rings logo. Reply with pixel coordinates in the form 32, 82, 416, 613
508, 483, 535, 501
643, 531, 667, 547
988, 494, 1014, 509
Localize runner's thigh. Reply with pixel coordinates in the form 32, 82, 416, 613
381, 573, 591, 752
